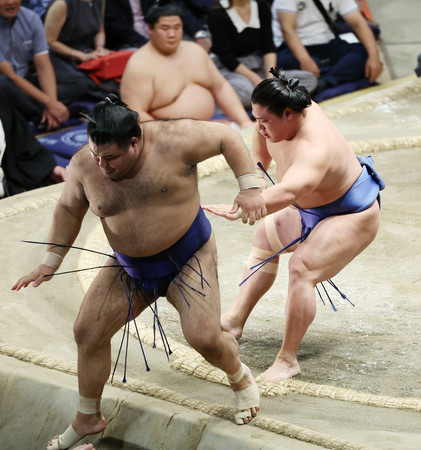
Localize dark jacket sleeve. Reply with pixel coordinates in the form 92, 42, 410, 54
175, 0, 217, 38
208, 7, 240, 71
104, 0, 149, 50
0, 92, 56, 196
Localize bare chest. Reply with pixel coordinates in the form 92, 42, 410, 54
83, 159, 189, 218
151, 57, 212, 109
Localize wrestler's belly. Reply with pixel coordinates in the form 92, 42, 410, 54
150, 84, 215, 121
100, 202, 201, 258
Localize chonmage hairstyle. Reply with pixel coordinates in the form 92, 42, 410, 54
145, 0, 184, 27
251, 67, 312, 117
81, 94, 141, 149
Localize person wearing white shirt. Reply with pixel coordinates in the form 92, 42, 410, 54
271, 0, 382, 92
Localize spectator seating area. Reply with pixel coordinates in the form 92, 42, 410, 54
32, 0, 381, 169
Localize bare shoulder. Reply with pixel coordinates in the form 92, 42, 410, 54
45, 0, 67, 17
179, 40, 210, 62
124, 45, 154, 74
143, 119, 239, 150
145, 118, 234, 138
67, 144, 91, 178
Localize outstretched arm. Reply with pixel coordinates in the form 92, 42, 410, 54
12, 156, 89, 290
203, 127, 272, 220
191, 121, 265, 224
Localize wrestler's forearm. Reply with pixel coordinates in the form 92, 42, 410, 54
221, 134, 257, 180
252, 128, 272, 173
45, 204, 86, 258
262, 184, 296, 215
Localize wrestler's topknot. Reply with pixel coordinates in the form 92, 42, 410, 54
84, 94, 141, 149
252, 67, 312, 117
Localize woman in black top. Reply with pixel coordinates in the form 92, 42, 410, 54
208, 0, 316, 108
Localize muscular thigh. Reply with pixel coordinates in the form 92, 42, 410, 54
166, 234, 221, 338
291, 202, 381, 282
75, 257, 152, 344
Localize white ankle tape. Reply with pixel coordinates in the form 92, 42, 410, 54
78, 395, 100, 414
227, 363, 246, 384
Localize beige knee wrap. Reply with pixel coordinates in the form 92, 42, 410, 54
78, 395, 100, 414
264, 214, 283, 250
247, 247, 279, 274
245, 215, 283, 275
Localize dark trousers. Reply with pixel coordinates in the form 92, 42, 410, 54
0, 74, 45, 124
277, 38, 368, 86
49, 53, 111, 104
0, 91, 56, 196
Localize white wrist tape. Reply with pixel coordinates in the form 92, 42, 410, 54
256, 167, 266, 180
42, 252, 63, 269
237, 173, 260, 190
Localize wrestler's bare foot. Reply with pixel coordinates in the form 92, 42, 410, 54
228, 363, 260, 425
74, 445, 95, 450
47, 413, 106, 450
221, 312, 244, 340
257, 357, 301, 382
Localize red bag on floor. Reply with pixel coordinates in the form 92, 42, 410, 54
78, 50, 135, 85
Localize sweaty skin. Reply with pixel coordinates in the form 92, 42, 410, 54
205, 100, 381, 381
12, 118, 266, 446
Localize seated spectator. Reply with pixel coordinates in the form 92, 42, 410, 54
271, 0, 382, 94
0, 0, 69, 131
208, 0, 317, 109
0, 91, 66, 198
332, 0, 381, 39
104, 0, 153, 51
105, 0, 216, 53
121, 0, 254, 128
44, 0, 114, 104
